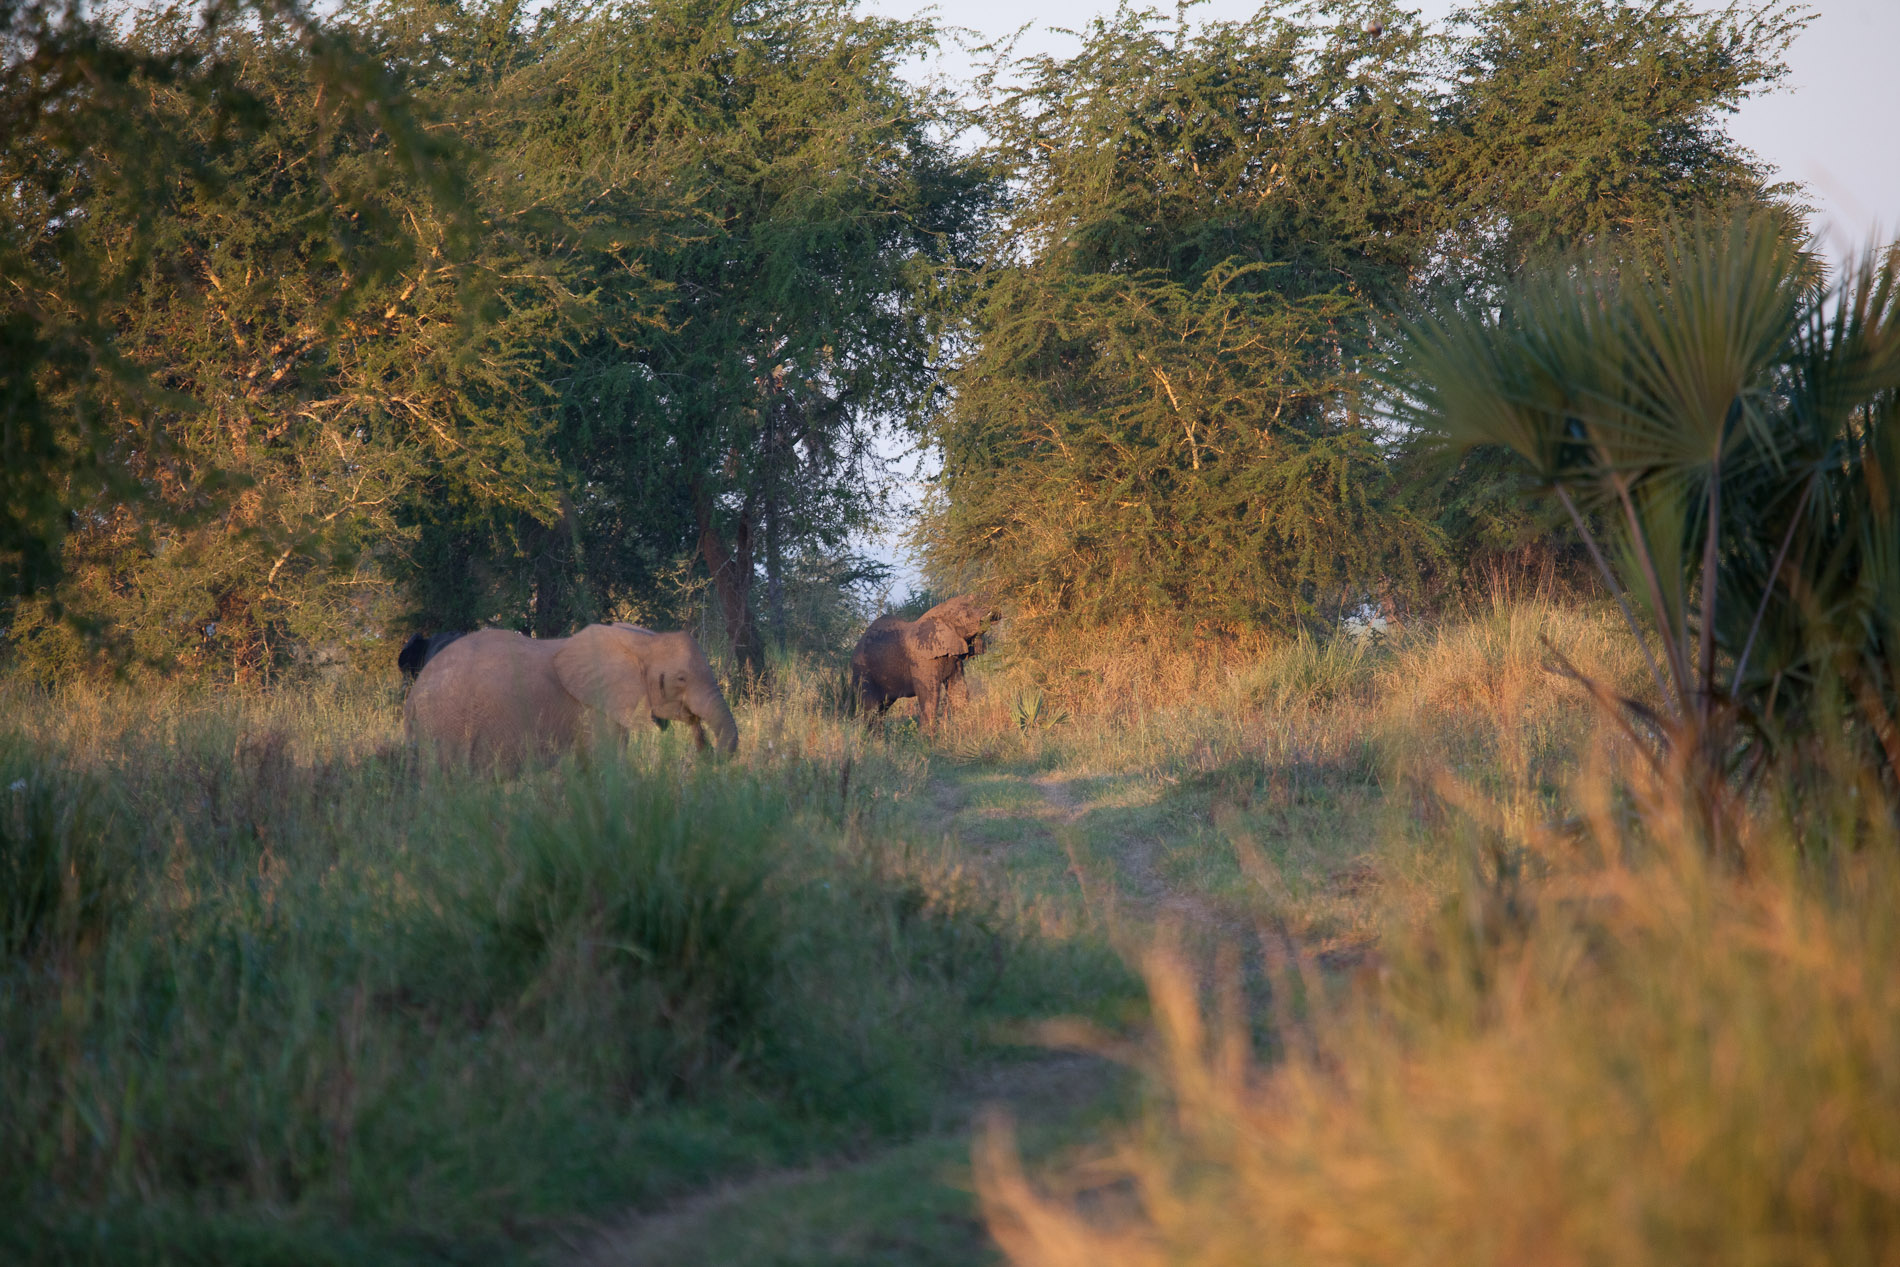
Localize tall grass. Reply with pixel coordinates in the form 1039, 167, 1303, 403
10, 586, 1870, 1262
977, 738, 1900, 1265
0, 678, 1119, 1261
966, 215, 1900, 1262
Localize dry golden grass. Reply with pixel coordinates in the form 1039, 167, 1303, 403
970, 618, 1900, 1267
912, 594, 1648, 942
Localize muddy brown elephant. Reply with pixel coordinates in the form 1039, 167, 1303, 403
849, 595, 1000, 727
406, 623, 738, 766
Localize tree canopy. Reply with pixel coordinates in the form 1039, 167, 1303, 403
3, 0, 988, 677
0, 0, 1819, 676
927, 0, 1809, 633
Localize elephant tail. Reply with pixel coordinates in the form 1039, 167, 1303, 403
397, 634, 430, 680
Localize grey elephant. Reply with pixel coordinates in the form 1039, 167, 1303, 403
406, 623, 738, 766
849, 594, 1000, 727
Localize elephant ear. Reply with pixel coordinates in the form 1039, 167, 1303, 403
908, 616, 966, 660
553, 624, 651, 725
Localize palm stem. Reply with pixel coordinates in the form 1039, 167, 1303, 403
1555, 483, 1670, 706
1610, 467, 1692, 719
1733, 471, 1816, 688
1698, 447, 1725, 858
1698, 450, 1721, 730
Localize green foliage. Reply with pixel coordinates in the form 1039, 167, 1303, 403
1429, 0, 1808, 287
0, 741, 126, 959
935, 6, 1441, 632
946, 260, 1442, 628
934, 0, 1810, 630
1011, 688, 1067, 732
1397, 213, 1900, 818
2, 0, 1821, 668
1241, 628, 1378, 711
2, 0, 570, 678
981, 3, 1435, 298
0, 0, 477, 655
3, 0, 988, 678
400, 0, 991, 663
1398, 0, 1810, 580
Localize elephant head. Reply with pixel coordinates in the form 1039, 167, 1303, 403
406, 623, 738, 767
592, 623, 739, 754
916, 594, 1000, 656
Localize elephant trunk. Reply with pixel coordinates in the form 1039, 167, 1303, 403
689, 678, 740, 755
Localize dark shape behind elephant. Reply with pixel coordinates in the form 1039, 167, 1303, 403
397, 631, 466, 680
850, 594, 1000, 726
406, 623, 738, 766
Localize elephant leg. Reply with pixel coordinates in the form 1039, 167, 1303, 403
856, 678, 889, 727
943, 663, 970, 718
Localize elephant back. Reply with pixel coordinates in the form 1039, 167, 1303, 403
404, 629, 572, 765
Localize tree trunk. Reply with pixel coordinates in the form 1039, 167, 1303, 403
761, 386, 793, 653
695, 482, 764, 676
765, 465, 786, 653
529, 493, 590, 638
530, 519, 565, 638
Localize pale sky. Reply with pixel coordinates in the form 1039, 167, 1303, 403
853, 0, 1900, 599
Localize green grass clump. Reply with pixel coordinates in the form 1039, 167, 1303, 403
1, 740, 131, 960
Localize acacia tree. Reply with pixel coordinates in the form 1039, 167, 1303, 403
934, 0, 1815, 630
933, 4, 1443, 633
0, 0, 479, 662
1, 0, 615, 678
1428, 0, 1807, 289
4, 0, 986, 678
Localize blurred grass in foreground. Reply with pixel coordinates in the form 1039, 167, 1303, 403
978, 733, 1900, 1265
